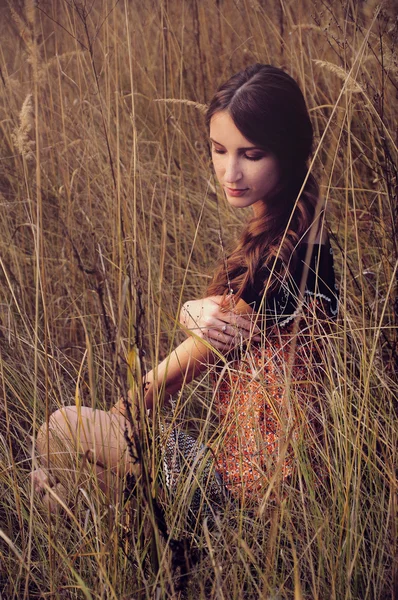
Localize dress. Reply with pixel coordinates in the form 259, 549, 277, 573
163, 241, 338, 519
212, 241, 338, 502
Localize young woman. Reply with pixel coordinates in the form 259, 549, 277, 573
33, 64, 338, 517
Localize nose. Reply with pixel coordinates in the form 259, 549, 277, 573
224, 156, 242, 184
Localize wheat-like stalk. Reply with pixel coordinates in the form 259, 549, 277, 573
8, 4, 30, 44
291, 23, 325, 32
44, 50, 87, 71
313, 59, 364, 93
11, 93, 35, 161
9, 2, 44, 85
154, 98, 208, 114
24, 0, 35, 25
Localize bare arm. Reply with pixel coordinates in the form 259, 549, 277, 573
112, 297, 255, 415
143, 296, 257, 409
142, 334, 215, 410
180, 295, 261, 351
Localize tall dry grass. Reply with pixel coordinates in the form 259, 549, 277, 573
0, 0, 397, 598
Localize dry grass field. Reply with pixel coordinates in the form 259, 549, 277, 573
0, 0, 397, 598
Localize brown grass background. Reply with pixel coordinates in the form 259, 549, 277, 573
0, 0, 397, 598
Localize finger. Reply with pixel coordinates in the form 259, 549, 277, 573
213, 322, 243, 341
221, 312, 261, 334
208, 338, 229, 351
199, 322, 261, 347
201, 317, 232, 333
206, 328, 236, 347
218, 318, 262, 342
209, 337, 237, 352
188, 325, 227, 343
236, 316, 261, 336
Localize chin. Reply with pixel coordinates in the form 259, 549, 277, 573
226, 198, 251, 209
225, 194, 262, 211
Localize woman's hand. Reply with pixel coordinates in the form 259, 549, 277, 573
180, 295, 261, 351
110, 389, 137, 418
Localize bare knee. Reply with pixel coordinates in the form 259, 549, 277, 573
36, 407, 79, 462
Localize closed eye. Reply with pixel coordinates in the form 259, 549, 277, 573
212, 147, 265, 160
244, 153, 265, 161
212, 148, 226, 155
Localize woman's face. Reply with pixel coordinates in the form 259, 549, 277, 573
209, 110, 280, 214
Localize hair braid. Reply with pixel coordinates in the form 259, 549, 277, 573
207, 173, 318, 299
205, 64, 319, 302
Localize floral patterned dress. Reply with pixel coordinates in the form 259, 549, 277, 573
162, 242, 338, 519
212, 241, 339, 503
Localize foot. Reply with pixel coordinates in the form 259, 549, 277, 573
42, 483, 68, 514
31, 467, 50, 494
31, 468, 68, 514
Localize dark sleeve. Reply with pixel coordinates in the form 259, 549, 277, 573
299, 241, 339, 320
241, 242, 339, 328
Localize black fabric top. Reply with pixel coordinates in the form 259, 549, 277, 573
241, 242, 339, 329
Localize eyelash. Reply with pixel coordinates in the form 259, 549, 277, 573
212, 148, 264, 161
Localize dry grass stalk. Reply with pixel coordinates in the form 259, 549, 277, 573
11, 93, 35, 161
0, 0, 396, 598
312, 59, 364, 93
154, 98, 209, 114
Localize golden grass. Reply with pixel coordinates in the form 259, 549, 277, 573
0, 0, 397, 598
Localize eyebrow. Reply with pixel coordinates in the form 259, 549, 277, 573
209, 137, 261, 151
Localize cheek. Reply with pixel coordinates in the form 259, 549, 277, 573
212, 157, 224, 179
253, 167, 276, 190
259, 163, 280, 190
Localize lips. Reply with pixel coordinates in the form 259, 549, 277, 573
225, 187, 249, 197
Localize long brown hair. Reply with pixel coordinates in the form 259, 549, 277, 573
206, 64, 319, 301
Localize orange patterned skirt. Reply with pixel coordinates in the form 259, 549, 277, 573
211, 332, 323, 504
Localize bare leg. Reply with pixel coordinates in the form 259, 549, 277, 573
33, 406, 139, 511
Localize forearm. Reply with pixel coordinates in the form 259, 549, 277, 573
111, 335, 214, 416
143, 335, 215, 410
143, 297, 255, 409
112, 298, 254, 416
